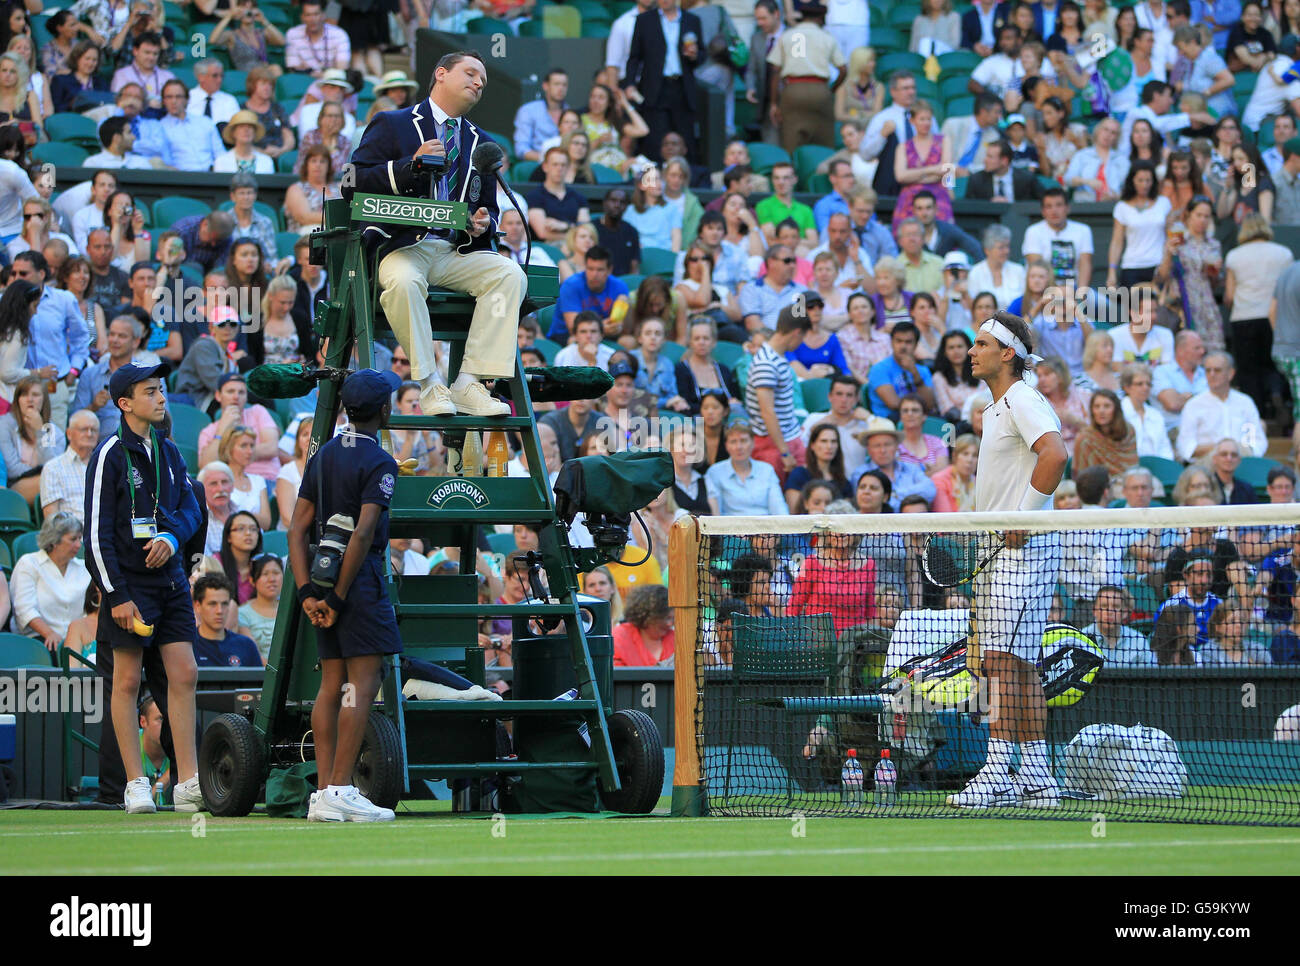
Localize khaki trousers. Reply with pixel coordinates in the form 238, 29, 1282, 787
779, 82, 835, 156
378, 238, 527, 381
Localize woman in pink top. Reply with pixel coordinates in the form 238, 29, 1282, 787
896, 394, 949, 475
931, 433, 979, 512
612, 585, 676, 667
788, 526, 876, 633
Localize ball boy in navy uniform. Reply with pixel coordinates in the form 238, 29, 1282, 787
289, 369, 403, 822
84, 364, 205, 815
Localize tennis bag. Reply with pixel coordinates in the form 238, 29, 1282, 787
1062, 723, 1187, 800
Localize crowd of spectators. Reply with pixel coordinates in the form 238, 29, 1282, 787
2, 0, 1300, 678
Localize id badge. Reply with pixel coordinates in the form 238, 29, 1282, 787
132, 518, 159, 541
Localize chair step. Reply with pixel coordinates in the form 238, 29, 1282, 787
395, 603, 577, 618
402, 699, 600, 715
386, 414, 532, 432
389, 508, 553, 524
406, 761, 595, 774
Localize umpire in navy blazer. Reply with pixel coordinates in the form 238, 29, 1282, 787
347, 48, 525, 419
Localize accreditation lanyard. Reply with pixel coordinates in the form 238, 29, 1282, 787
121, 425, 162, 535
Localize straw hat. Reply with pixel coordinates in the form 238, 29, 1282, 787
318, 68, 355, 94
373, 70, 419, 97
222, 109, 265, 146
853, 415, 903, 446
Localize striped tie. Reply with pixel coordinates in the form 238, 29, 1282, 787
444, 117, 460, 201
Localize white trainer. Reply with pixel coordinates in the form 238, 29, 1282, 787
946, 767, 1016, 809
173, 775, 204, 812
448, 380, 510, 418
307, 790, 322, 821
124, 776, 156, 814
1014, 773, 1062, 809
419, 383, 456, 416
313, 785, 395, 823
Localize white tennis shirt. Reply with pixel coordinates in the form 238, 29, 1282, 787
975, 379, 1062, 512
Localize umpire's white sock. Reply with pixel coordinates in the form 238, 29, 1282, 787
984, 738, 1015, 784
1019, 740, 1055, 783
451, 372, 477, 392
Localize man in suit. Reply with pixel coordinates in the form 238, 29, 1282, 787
623, 0, 705, 163
965, 140, 1046, 201
960, 0, 1010, 56
347, 49, 525, 419
940, 92, 1004, 177
746, 0, 784, 144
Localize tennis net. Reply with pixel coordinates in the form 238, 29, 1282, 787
667, 505, 1300, 825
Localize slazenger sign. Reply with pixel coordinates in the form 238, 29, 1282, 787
352, 193, 467, 229
427, 480, 490, 509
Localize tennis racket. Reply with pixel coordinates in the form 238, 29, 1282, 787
921, 531, 1006, 587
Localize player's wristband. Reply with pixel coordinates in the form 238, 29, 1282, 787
326, 590, 346, 614
296, 583, 320, 605
1018, 483, 1053, 512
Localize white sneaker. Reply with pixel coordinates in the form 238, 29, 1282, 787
124, 776, 156, 814
173, 775, 204, 812
419, 383, 456, 416
403, 679, 504, 701
312, 785, 396, 823
307, 790, 321, 821
946, 766, 1016, 809
449, 380, 510, 418
1014, 773, 1061, 809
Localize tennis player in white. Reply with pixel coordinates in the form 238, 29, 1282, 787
949, 311, 1068, 809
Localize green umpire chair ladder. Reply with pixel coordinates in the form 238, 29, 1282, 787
198, 195, 664, 816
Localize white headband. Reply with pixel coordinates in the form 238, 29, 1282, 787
980, 318, 1044, 369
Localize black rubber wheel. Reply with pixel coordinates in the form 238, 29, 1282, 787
600, 709, 664, 814
353, 711, 403, 809
199, 713, 265, 817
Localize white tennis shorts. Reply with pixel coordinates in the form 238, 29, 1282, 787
972, 532, 1062, 664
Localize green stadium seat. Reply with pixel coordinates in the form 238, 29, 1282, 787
660, 341, 686, 364
870, 26, 904, 52
954, 175, 969, 198
913, 78, 941, 104
618, 273, 645, 290
0, 489, 32, 549
0, 541, 11, 572
1239, 456, 1284, 495
937, 50, 982, 76
517, 19, 545, 36
218, 200, 286, 232
572, 0, 612, 21
171, 65, 196, 89
169, 403, 213, 449
532, 336, 561, 363
44, 113, 99, 150
221, 70, 249, 97
177, 444, 200, 477
640, 246, 678, 278
153, 196, 212, 226
486, 531, 517, 555
263, 6, 293, 29
537, 242, 565, 263
482, 130, 514, 163
261, 529, 289, 559
945, 95, 975, 117
939, 75, 972, 102
276, 73, 314, 102
162, 1, 189, 28
272, 231, 299, 259
512, 160, 539, 181
712, 341, 746, 369
878, 52, 925, 80
467, 16, 515, 35
888, 5, 922, 30
11, 530, 39, 560
581, 20, 611, 37
807, 173, 831, 194
793, 144, 835, 189
592, 163, 626, 183
277, 149, 300, 175
744, 142, 792, 175
535, 304, 557, 339
0, 632, 54, 669
31, 142, 87, 167
1139, 455, 1182, 491
800, 378, 831, 412
541, 3, 582, 37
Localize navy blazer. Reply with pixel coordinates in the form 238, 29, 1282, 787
960, 3, 1011, 50
346, 99, 501, 255
624, 8, 704, 110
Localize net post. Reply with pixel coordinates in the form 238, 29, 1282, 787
669, 515, 706, 816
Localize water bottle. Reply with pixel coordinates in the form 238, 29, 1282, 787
874, 749, 897, 808
840, 749, 864, 810
554, 689, 591, 748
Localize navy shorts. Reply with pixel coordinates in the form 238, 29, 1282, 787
316, 556, 402, 661
98, 579, 197, 650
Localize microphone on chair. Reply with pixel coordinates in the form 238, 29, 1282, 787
472, 139, 530, 267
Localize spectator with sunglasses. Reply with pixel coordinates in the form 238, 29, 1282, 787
174, 306, 242, 415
